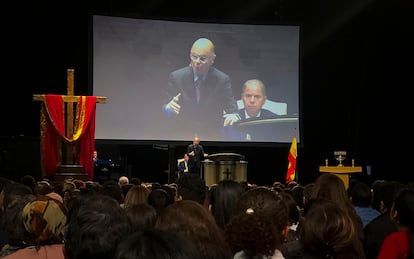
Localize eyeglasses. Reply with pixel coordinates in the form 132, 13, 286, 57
190, 53, 210, 63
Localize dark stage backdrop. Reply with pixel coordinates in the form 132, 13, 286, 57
1, 1, 412, 185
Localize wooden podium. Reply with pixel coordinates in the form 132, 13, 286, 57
319, 164, 362, 189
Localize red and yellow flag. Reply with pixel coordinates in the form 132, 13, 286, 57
286, 135, 297, 183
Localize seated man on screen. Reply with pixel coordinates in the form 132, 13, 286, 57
162, 37, 240, 140
238, 79, 278, 120
224, 79, 279, 141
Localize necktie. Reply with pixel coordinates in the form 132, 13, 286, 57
195, 78, 201, 103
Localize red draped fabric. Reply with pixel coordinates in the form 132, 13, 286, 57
41, 94, 97, 180
76, 96, 97, 180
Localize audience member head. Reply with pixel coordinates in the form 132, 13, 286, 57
350, 181, 373, 207
225, 187, 289, 258
129, 177, 141, 186
239, 180, 250, 191
303, 182, 315, 208
20, 175, 36, 193
0, 177, 13, 194
118, 176, 129, 185
301, 198, 362, 259
147, 188, 174, 213
374, 180, 405, 213
62, 181, 76, 194
287, 180, 298, 189
161, 184, 177, 201
291, 184, 305, 210
123, 185, 150, 208
84, 181, 101, 194
311, 173, 356, 217
312, 173, 366, 247
176, 173, 207, 205
64, 193, 130, 259
1, 182, 34, 212
211, 179, 245, 229
390, 188, 414, 258
312, 173, 348, 201
279, 190, 300, 226
34, 180, 53, 195
73, 179, 86, 189
155, 200, 231, 259
151, 182, 162, 190
114, 229, 199, 259
121, 183, 134, 198
124, 203, 157, 232
0, 183, 35, 247
99, 180, 124, 205
22, 195, 67, 246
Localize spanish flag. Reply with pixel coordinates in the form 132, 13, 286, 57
286, 135, 297, 183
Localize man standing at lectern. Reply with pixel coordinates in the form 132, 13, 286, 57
187, 136, 208, 175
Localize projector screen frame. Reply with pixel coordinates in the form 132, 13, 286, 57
88, 13, 304, 148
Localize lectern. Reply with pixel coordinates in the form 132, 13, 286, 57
202, 153, 248, 187
319, 164, 362, 189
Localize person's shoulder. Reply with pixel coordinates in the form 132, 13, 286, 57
2, 244, 65, 259
364, 212, 389, 228
260, 109, 278, 118
208, 67, 230, 79
171, 66, 192, 76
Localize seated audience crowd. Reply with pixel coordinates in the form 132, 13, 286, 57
0, 172, 412, 259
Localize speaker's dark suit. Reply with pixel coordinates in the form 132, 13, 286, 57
186, 143, 205, 175
163, 66, 238, 140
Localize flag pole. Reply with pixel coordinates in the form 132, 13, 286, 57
285, 130, 297, 184
296, 132, 299, 184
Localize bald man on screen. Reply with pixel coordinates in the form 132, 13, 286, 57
163, 38, 240, 139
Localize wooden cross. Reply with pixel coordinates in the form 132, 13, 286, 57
33, 68, 106, 169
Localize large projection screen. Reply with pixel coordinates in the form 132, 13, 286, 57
93, 15, 300, 143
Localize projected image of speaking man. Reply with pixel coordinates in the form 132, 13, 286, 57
162, 37, 240, 140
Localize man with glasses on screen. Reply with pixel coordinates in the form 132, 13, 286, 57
163, 37, 240, 140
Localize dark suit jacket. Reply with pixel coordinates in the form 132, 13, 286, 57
223, 108, 279, 140
186, 143, 205, 174
363, 212, 398, 259
177, 160, 189, 174
237, 108, 278, 120
164, 66, 238, 139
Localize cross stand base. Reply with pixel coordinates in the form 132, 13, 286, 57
54, 164, 88, 182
